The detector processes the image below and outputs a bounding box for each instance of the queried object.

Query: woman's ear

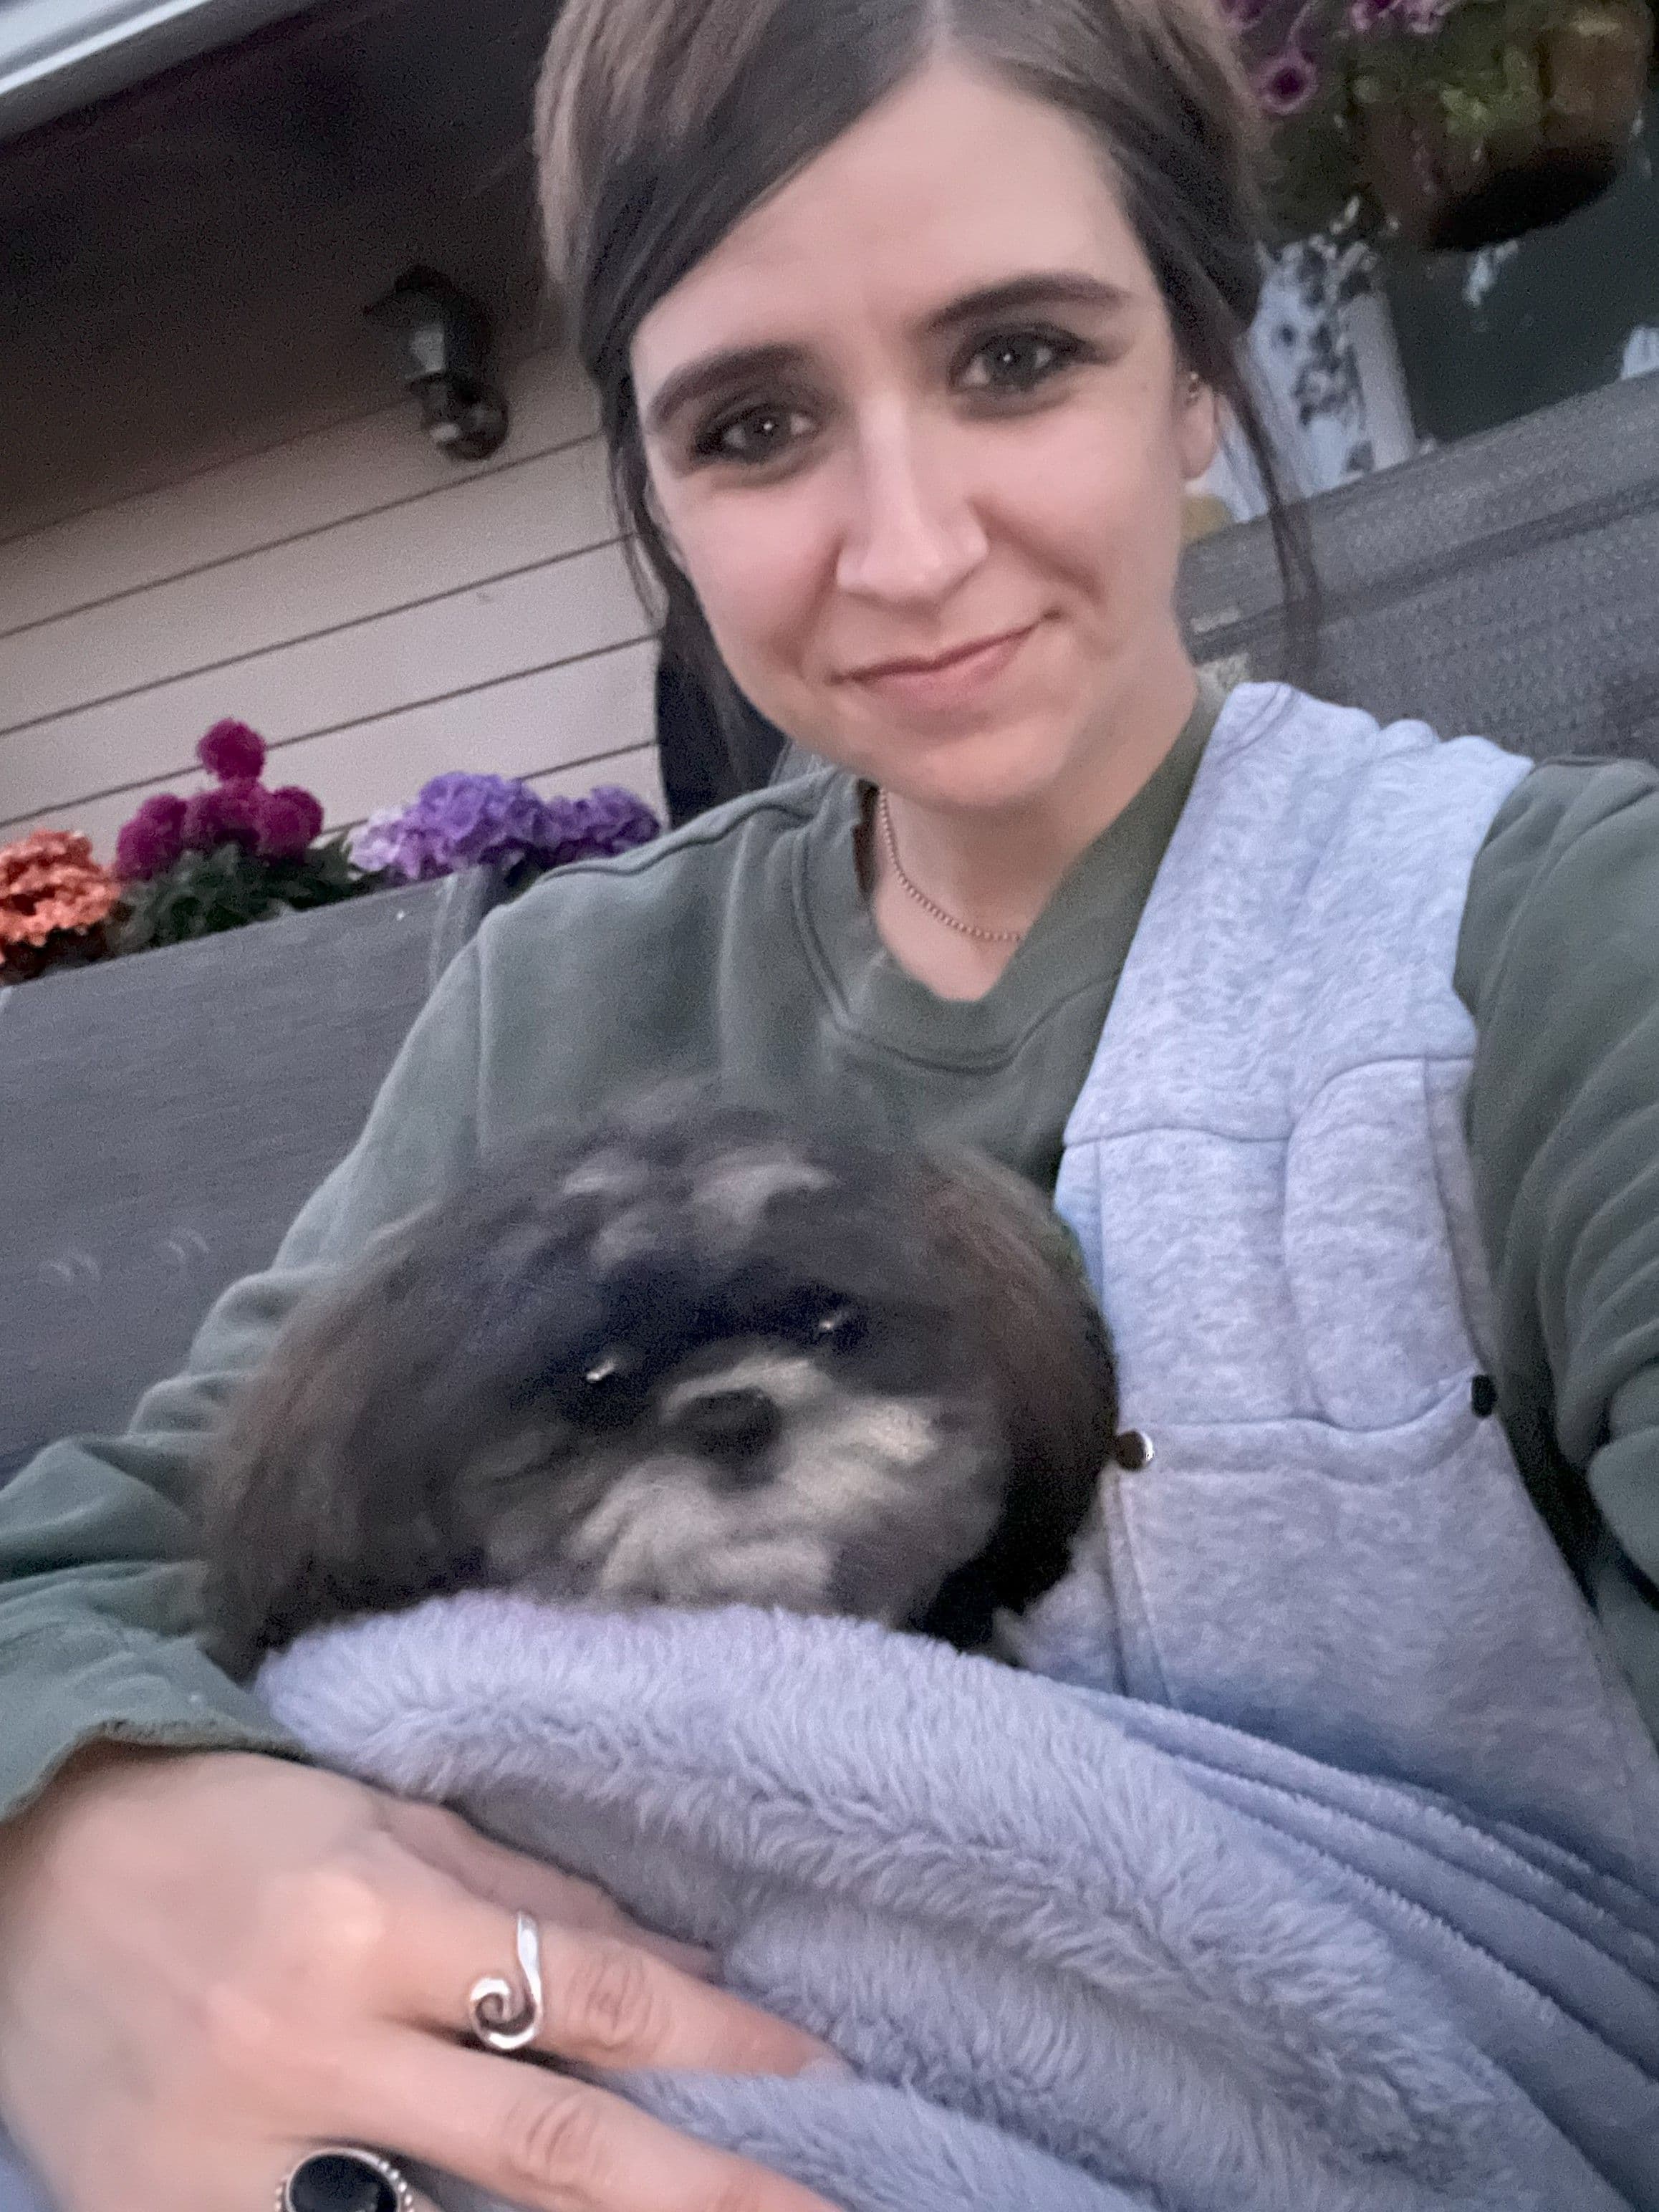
[1177,372,1223,486]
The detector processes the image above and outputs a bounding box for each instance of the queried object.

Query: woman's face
[630,57,1218,813]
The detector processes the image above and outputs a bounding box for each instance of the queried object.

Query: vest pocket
[1282,1062,1484,1432]
[1084,1382,1656,1859]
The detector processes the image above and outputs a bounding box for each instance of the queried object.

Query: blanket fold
[249,1593,1659,2212]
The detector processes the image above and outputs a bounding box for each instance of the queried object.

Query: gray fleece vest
[1030,683,1659,1879]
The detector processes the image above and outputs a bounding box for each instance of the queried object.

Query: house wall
[0,0,663,862]
[0,346,662,858]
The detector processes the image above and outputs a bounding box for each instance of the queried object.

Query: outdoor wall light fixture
[365,266,510,463]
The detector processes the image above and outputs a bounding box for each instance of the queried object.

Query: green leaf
[110,836,385,956]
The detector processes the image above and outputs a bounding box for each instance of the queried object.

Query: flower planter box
[0,867,508,1486]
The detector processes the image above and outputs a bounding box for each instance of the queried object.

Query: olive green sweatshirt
[3,696,1659,1820]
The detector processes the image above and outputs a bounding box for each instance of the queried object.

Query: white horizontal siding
[1,537,650,826]
[1,425,618,733]
[17,637,663,857]
[0,347,665,857]
[0,350,600,635]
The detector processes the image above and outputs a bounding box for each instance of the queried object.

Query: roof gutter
[0,0,314,142]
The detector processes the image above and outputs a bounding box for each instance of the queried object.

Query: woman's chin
[846,716,1092,817]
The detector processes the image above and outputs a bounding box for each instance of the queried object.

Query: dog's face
[452,1128,1009,1622]
[202,1096,1116,1675]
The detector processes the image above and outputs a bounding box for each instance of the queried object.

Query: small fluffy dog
[202,1094,1117,1678]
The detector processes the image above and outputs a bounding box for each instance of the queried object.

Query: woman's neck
[867,653,1201,1001]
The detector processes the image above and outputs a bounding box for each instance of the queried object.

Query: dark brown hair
[535,0,1316,741]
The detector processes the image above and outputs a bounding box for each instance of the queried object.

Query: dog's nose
[672,1385,782,1476]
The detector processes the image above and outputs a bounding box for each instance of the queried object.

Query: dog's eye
[583,1348,638,1389]
[576,1346,647,1428]
[808,1300,865,1350]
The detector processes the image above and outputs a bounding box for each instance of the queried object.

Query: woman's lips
[842,622,1039,713]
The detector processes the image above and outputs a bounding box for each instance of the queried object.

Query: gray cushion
[0,868,509,1484]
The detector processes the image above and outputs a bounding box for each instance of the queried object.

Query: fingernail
[799,2052,856,2080]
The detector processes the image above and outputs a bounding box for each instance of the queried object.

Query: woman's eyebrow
[642,342,802,438]
[925,271,1135,332]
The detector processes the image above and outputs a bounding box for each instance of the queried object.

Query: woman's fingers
[355,2029,839,2212]
[381,1797,713,1978]
[385,1872,837,2077]
[0,1749,828,2212]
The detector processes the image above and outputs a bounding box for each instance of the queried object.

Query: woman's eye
[696,404,811,466]
[959,329,1085,398]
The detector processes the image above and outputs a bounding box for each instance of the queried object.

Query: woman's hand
[0,1746,840,2212]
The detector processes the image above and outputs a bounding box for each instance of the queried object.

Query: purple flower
[347,773,564,882]
[257,785,326,860]
[1219,0,1272,26]
[197,719,267,785]
[114,792,189,882]
[349,773,660,883]
[567,785,661,857]
[183,777,266,856]
[1255,47,1319,113]
[1400,0,1453,33]
[1348,0,1398,29]
[348,808,409,877]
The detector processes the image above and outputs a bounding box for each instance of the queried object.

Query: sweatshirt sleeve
[1458,756,1659,1741]
[0,938,486,1824]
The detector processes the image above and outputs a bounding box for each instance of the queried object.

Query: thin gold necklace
[876,790,1026,946]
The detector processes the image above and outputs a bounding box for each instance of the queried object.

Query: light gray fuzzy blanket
[4,1592,1657,2212]
[259,1594,1659,2212]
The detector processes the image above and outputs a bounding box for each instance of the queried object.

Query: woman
[1,0,1657,2206]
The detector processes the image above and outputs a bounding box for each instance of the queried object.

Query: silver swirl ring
[279,2145,415,2212]
[467,1908,544,2053]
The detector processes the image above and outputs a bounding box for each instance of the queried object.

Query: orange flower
[0,829,122,951]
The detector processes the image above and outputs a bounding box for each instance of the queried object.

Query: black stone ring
[278,2147,417,2212]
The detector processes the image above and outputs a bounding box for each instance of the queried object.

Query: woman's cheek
[1000,392,1167,551]
[1085,415,1189,597]
[680,487,811,642]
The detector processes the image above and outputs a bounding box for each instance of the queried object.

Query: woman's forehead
[630,59,1148,391]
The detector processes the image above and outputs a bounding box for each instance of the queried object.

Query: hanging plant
[1229,0,1655,249]
[112,721,381,956]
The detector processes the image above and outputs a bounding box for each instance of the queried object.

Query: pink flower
[197,718,267,784]
[114,792,188,882]
[256,785,326,860]
[1256,47,1320,112]
[183,777,266,855]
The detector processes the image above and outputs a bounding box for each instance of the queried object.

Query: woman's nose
[835,415,988,607]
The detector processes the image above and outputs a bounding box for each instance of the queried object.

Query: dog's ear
[198,1147,602,1675]
[908,1150,1117,1638]
[198,1241,484,1676]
